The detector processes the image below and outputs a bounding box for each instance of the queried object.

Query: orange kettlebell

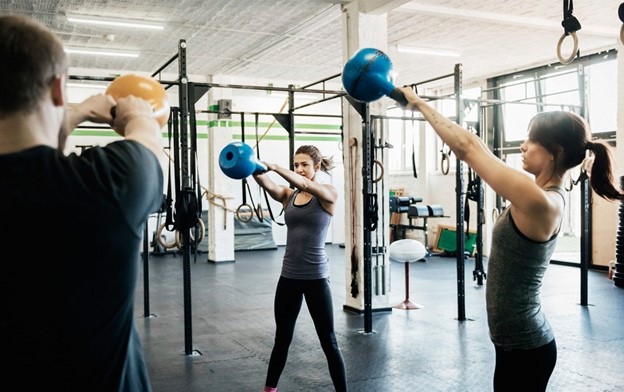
[105,74,170,128]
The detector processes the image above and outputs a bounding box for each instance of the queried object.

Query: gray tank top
[486,186,565,350]
[281,190,332,280]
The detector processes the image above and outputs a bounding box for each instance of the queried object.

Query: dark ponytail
[586,141,624,201]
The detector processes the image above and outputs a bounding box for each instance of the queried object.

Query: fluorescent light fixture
[396,45,460,58]
[64,47,140,58]
[66,14,164,30]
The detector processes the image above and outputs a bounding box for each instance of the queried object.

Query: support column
[207,75,235,263]
[341,1,397,315]
[617,37,624,177]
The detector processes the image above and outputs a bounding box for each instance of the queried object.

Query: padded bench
[389,196,448,254]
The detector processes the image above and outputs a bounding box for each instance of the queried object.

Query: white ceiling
[3,0,622,90]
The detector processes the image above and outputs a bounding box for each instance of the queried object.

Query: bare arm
[59,94,115,151]
[270,163,336,204]
[398,87,560,239]
[60,94,164,164]
[252,168,292,206]
[254,163,337,212]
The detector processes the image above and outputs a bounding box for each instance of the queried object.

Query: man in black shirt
[0,14,165,391]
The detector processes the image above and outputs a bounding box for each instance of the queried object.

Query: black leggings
[264,276,348,391]
[494,338,557,392]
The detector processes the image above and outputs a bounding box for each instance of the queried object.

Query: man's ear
[49,75,66,107]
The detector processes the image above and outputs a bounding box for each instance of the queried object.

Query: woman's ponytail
[587,141,624,201]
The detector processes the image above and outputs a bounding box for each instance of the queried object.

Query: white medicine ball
[389,239,426,262]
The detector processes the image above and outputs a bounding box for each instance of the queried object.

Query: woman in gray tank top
[397,86,623,391]
[253,145,348,392]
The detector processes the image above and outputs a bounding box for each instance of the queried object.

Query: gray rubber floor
[135,244,624,392]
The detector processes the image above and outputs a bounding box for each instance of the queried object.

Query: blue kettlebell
[342,47,407,106]
[219,142,267,179]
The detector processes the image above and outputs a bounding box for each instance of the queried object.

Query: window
[432,87,482,173]
[587,60,617,133]
[386,108,418,174]
[489,54,617,264]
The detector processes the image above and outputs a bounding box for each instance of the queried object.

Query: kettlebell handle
[388,88,408,107]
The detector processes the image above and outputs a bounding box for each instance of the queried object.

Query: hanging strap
[557,0,581,64]
[263,186,285,226]
[562,0,581,35]
[411,88,418,178]
[188,83,203,217]
[235,112,254,223]
[253,113,264,222]
[366,193,379,232]
[187,85,202,263]
[251,112,284,225]
[464,167,480,239]
[164,108,177,231]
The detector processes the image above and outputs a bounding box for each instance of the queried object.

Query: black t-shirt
[0,141,163,391]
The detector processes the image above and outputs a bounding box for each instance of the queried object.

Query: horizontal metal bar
[300,73,341,89]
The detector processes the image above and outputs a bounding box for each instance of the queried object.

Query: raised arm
[398,87,561,240]
[254,162,337,212]
[59,94,115,151]
[61,93,165,163]
[252,166,293,206]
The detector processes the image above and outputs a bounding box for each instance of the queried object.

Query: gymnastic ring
[236,203,254,223]
[175,218,206,248]
[491,208,500,222]
[440,153,450,175]
[620,25,624,46]
[556,31,579,65]
[372,159,384,183]
[156,223,179,250]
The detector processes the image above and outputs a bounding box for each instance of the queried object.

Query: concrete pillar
[341,1,396,313]
[617,36,624,177]
[206,75,235,263]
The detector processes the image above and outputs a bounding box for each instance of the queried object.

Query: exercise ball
[389,239,427,262]
[105,74,170,128]
[219,142,267,180]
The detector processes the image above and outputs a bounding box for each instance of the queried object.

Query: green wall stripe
[72,129,120,137]
[207,120,340,131]
[231,134,340,142]
[72,119,341,139]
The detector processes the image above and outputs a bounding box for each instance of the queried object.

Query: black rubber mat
[136,244,624,391]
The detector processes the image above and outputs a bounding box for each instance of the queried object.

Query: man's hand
[111,95,157,136]
[59,94,115,150]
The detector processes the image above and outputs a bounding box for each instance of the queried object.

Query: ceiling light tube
[66,14,165,30]
[396,45,461,58]
[64,47,140,58]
